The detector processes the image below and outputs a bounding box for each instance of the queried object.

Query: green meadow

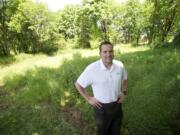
[0,45,179,135]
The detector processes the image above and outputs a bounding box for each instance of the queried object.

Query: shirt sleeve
[77,66,92,88]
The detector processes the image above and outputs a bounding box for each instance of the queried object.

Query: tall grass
[121,48,180,135]
[0,46,179,135]
[0,49,99,85]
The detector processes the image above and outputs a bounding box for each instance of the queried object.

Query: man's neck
[103,62,112,70]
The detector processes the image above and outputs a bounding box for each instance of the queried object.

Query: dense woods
[0,0,179,56]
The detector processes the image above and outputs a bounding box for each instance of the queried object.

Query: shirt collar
[100,59,114,71]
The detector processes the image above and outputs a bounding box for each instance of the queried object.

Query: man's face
[100,44,114,64]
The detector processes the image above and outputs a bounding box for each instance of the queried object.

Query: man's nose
[107,52,111,56]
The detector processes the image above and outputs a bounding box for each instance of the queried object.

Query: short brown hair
[99,41,113,52]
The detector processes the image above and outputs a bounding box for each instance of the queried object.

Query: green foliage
[57,5,80,40]
[57,0,121,48]
[0,46,179,134]
[8,0,58,54]
[0,55,16,66]
[0,0,21,55]
[148,0,180,44]
[172,31,180,47]
[0,55,98,134]
[75,4,92,48]
[0,104,78,135]
[1,0,179,55]
[121,48,180,135]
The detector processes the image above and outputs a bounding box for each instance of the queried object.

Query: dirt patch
[61,105,85,132]
[60,104,96,135]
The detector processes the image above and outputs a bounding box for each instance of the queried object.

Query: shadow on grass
[1,48,180,135]
[1,54,98,135]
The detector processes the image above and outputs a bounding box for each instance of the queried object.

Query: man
[75,41,128,135]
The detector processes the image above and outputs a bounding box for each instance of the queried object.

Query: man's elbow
[75,81,81,89]
[74,81,78,88]
[124,79,128,83]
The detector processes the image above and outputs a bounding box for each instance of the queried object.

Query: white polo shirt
[77,59,128,103]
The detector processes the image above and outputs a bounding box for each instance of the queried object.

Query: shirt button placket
[108,71,113,89]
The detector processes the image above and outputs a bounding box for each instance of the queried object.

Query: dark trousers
[94,102,123,135]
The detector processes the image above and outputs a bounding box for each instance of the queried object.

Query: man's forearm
[75,82,102,108]
[122,79,128,95]
[75,82,90,102]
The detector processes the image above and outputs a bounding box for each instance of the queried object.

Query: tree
[8,0,58,54]
[57,5,80,40]
[0,0,21,55]
[148,0,179,44]
[115,0,152,45]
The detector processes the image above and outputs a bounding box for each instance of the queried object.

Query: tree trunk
[161,3,177,42]
[173,31,180,46]
[0,0,10,56]
[136,34,140,46]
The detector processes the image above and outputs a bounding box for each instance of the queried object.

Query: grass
[0,45,179,135]
[0,48,99,86]
[121,48,180,135]
[0,44,148,85]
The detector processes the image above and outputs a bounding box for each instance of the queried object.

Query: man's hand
[75,82,102,109]
[88,96,102,109]
[117,94,125,103]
